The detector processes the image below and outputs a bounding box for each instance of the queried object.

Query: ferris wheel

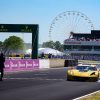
[49,11,94,43]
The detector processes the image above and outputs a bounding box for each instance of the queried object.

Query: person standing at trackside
[0,53,5,81]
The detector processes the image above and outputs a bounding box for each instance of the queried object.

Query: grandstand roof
[73,30,100,39]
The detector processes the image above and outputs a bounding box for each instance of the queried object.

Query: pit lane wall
[4,59,66,72]
[49,59,65,68]
[4,59,79,73]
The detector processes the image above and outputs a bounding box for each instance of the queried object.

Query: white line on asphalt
[34,73,48,76]
[73,90,100,100]
[4,78,36,80]
[4,77,64,81]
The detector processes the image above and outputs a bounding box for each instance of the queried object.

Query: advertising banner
[4,59,39,72]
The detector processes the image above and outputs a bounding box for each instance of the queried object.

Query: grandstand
[63,30,100,60]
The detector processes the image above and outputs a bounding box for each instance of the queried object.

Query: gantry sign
[0,24,39,59]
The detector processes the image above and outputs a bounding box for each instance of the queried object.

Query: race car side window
[96,65,100,68]
[88,67,97,71]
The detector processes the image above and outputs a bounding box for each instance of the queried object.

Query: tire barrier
[64,59,78,67]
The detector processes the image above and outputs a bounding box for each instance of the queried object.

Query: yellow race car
[67,65,99,81]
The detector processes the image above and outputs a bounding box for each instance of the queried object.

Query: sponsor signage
[0,24,34,32]
[4,59,39,72]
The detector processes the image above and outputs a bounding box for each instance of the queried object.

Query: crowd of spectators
[65,37,100,42]
[51,54,100,61]
[4,52,100,61]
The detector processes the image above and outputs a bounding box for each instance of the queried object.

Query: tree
[42,41,54,49]
[54,41,61,50]
[0,41,2,46]
[42,40,64,52]
[0,41,3,52]
[2,36,24,55]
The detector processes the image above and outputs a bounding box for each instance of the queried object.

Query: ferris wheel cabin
[64,30,100,60]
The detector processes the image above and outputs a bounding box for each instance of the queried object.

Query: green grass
[81,92,100,100]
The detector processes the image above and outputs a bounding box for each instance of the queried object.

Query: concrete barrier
[4,59,78,73]
[39,59,50,69]
[4,59,100,74]
[49,59,65,68]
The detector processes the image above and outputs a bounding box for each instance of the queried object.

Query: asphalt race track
[0,68,100,100]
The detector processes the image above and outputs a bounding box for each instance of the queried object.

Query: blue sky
[0,0,100,44]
